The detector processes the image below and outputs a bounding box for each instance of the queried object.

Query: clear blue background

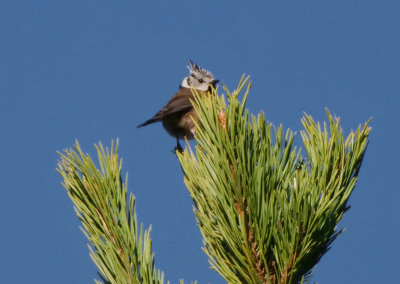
[0,1,398,283]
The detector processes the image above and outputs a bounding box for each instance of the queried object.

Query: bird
[137,60,219,152]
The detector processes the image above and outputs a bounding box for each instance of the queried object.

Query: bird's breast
[162,108,197,140]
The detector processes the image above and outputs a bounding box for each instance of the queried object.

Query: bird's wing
[137,88,195,128]
[157,88,195,117]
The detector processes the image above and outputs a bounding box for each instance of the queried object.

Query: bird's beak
[212,79,220,85]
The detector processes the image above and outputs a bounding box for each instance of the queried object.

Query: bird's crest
[188,60,215,81]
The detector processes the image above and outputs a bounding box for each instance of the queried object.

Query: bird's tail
[137,117,159,128]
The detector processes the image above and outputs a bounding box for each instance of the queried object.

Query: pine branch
[57,140,165,284]
[178,76,371,284]
[56,75,370,284]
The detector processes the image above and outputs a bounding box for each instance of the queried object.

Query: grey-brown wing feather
[137,88,195,128]
[159,88,195,117]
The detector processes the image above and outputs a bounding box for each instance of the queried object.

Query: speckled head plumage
[180,60,218,91]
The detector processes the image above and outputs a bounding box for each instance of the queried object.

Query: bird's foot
[172,140,184,154]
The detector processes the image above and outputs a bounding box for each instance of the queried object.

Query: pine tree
[58,76,370,283]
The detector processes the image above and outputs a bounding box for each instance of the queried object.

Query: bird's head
[181,60,219,91]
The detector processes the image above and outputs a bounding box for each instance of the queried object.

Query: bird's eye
[199,79,204,83]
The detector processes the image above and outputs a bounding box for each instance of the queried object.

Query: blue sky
[0,1,399,283]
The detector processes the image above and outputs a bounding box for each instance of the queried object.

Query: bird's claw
[172,140,184,154]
